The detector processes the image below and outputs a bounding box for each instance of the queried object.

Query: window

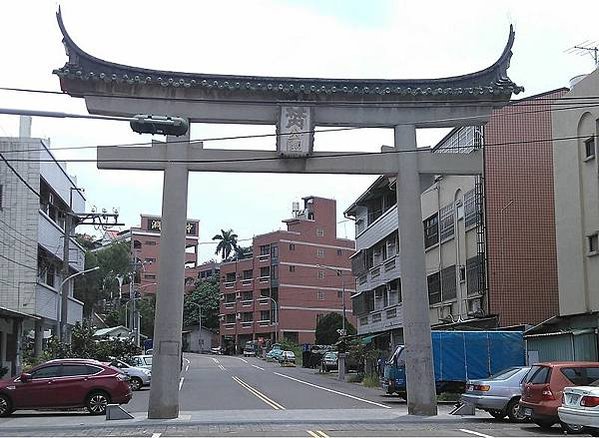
[466,254,485,296]
[31,365,62,379]
[423,213,439,249]
[561,367,599,386]
[316,248,325,258]
[439,203,455,241]
[441,265,457,300]
[225,314,236,323]
[317,270,325,279]
[337,290,343,299]
[226,272,236,282]
[145,240,157,246]
[260,267,270,278]
[289,265,295,272]
[272,265,278,280]
[427,272,441,304]
[242,312,253,322]
[241,291,252,301]
[589,233,598,254]
[260,310,270,321]
[271,245,279,260]
[144,274,156,280]
[0,184,3,210]
[289,243,296,251]
[242,269,253,280]
[459,265,466,283]
[456,201,464,220]
[527,366,551,384]
[259,245,270,256]
[133,240,142,249]
[225,294,235,303]
[316,228,325,237]
[144,257,156,263]
[317,290,325,300]
[337,249,342,256]
[260,288,270,297]
[584,137,596,160]
[464,189,479,228]
[62,364,92,377]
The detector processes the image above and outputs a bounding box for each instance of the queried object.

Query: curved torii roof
[53,8,522,103]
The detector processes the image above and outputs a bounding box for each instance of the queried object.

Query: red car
[0,358,132,417]
[520,361,599,433]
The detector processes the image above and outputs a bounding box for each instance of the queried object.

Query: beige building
[552,71,599,317]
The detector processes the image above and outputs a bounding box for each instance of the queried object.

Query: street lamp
[317,264,351,381]
[56,266,99,341]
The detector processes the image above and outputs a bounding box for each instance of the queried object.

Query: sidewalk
[0,406,468,433]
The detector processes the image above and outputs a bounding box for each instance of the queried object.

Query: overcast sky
[1,0,597,262]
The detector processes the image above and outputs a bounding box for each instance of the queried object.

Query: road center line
[218,364,227,371]
[232,376,285,410]
[211,357,220,364]
[178,377,184,391]
[251,364,265,370]
[459,429,495,438]
[273,372,392,409]
[237,357,249,363]
[307,431,320,438]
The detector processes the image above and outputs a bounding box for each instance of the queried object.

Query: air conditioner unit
[236,293,241,299]
[236,313,241,320]
[219,315,225,321]
[48,193,55,204]
[219,294,225,301]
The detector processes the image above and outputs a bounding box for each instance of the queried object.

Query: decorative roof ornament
[53,7,523,101]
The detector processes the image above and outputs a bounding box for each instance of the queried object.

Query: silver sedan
[461,366,531,422]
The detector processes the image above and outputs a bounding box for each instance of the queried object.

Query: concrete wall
[552,73,599,316]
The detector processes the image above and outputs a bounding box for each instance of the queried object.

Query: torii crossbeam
[54,7,522,419]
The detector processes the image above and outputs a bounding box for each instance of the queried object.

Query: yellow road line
[231,376,285,410]
[316,431,330,438]
[307,431,320,438]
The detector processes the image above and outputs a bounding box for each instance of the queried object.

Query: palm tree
[212,229,239,260]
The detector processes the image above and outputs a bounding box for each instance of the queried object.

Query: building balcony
[356,303,403,335]
[257,297,270,306]
[258,276,270,285]
[35,282,83,325]
[223,281,235,289]
[223,302,236,310]
[38,211,85,271]
[356,255,401,294]
[223,323,235,330]
[240,300,253,308]
[257,254,270,263]
[240,321,253,329]
[356,205,398,251]
[239,278,253,288]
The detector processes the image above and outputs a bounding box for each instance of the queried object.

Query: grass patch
[347,373,364,383]
[363,374,380,388]
[437,392,460,402]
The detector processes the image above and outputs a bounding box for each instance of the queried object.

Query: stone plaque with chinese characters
[276,106,314,157]
[148,219,198,235]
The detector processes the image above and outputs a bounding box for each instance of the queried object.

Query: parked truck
[383,331,525,396]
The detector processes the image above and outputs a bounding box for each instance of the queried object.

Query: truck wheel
[506,398,526,422]
[488,409,506,419]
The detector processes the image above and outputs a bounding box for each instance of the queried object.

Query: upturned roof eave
[53,7,523,98]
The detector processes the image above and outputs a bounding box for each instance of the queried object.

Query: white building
[0,117,85,375]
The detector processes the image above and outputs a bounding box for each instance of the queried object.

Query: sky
[1,0,598,262]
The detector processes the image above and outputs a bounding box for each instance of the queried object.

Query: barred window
[441,265,457,300]
[466,254,485,296]
[423,213,439,249]
[464,189,480,228]
[427,272,441,304]
[439,203,455,241]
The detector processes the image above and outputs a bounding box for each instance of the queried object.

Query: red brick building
[219,197,354,349]
[484,89,567,326]
[104,214,200,295]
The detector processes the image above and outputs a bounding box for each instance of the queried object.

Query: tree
[183,277,220,330]
[315,313,356,345]
[74,241,131,318]
[234,245,252,260]
[212,229,238,260]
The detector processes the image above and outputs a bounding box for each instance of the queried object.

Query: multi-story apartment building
[100,214,200,295]
[347,89,565,352]
[219,196,354,350]
[524,72,599,362]
[0,117,85,375]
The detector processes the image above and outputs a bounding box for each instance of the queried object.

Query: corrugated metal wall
[526,331,598,362]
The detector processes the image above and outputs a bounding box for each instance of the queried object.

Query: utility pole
[58,200,123,342]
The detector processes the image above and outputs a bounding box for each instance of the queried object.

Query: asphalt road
[128,353,392,412]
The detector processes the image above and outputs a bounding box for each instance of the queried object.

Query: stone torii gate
[54,9,522,419]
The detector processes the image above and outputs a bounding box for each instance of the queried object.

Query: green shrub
[363,373,380,388]
[347,372,364,383]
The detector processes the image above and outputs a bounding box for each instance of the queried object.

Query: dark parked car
[0,358,132,417]
[520,361,599,433]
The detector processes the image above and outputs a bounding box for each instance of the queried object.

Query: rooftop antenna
[565,40,599,67]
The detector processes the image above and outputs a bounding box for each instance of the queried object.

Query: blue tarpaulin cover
[432,331,525,381]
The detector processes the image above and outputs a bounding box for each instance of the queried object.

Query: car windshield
[488,367,522,380]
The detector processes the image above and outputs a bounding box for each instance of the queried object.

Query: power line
[0,253,37,271]
[1,85,596,107]
[0,133,591,166]
[0,151,40,197]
